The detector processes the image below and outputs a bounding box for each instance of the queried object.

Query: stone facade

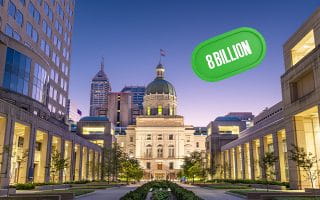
[216,8,320,189]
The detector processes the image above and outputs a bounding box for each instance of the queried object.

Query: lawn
[227,189,281,196]
[40,188,95,196]
[207,184,251,189]
[273,198,320,200]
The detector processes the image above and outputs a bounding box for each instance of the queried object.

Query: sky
[69,0,319,126]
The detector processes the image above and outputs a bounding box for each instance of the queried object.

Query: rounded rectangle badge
[191,27,266,82]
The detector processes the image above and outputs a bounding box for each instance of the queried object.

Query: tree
[181,151,207,183]
[50,150,69,183]
[289,145,319,190]
[103,143,123,183]
[120,154,143,184]
[260,152,277,192]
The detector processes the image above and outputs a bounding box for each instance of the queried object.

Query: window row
[8,0,23,26]
[146,162,174,170]
[146,134,174,140]
[5,24,21,41]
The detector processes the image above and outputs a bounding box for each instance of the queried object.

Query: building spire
[100,57,105,71]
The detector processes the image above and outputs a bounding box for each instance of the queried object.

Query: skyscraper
[121,86,145,124]
[89,58,111,116]
[1,0,74,117]
[0,0,103,187]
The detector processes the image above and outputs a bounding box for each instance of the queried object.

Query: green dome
[145,78,176,96]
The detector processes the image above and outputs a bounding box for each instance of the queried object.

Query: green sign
[191,27,266,82]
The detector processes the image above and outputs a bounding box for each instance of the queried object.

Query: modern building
[77,116,115,149]
[107,92,132,127]
[0,0,103,189]
[206,115,247,178]
[115,63,207,180]
[89,58,111,116]
[121,86,145,124]
[216,8,320,189]
[225,112,254,128]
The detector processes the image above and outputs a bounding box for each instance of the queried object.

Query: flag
[77,109,82,116]
[160,49,166,56]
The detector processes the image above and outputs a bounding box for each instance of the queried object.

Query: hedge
[207,179,289,187]
[120,181,202,200]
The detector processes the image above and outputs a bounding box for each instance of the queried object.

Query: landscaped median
[120,181,203,200]
[7,180,126,199]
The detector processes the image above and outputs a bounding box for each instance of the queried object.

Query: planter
[305,188,320,194]
[251,184,286,190]
[8,188,16,194]
[35,184,70,190]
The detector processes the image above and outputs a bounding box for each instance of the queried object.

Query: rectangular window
[0,0,3,6]
[8,1,23,26]
[28,2,40,24]
[146,162,151,170]
[291,30,315,66]
[26,22,38,42]
[3,47,31,96]
[169,134,173,140]
[169,162,174,170]
[130,136,133,142]
[157,163,162,170]
[290,71,315,102]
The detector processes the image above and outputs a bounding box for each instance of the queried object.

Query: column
[79,145,83,180]
[249,141,255,180]
[26,123,37,183]
[0,115,13,188]
[241,144,246,179]
[272,132,281,181]
[45,134,53,183]
[259,137,266,179]
[234,148,238,179]
[60,139,65,183]
[70,141,75,181]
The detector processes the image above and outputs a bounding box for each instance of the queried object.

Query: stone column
[241,144,246,179]
[92,151,96,180]
[79,145,83,180]
[70,141,75,181]
[60,139,65,183]
[0,114,14,188]
[45,134,53,183]
[272,132,281,181]
[26,123,37,183]
[259,137,266,179]
[234,148,238,179]
[249,141,255,180]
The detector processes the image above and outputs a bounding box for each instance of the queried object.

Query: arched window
[146,144,152,158]
[168,145,174,158]
[157,144,163,158]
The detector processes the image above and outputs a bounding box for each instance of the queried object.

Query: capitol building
[116,63,207,180]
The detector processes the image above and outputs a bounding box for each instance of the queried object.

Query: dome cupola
[143,62,177,116]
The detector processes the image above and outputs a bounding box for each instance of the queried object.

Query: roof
[145,78,176,96]
[92,70,109,81]
[215,116,241,122]
[79,116,109,122]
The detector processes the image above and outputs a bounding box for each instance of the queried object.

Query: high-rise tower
[89,58,111,116]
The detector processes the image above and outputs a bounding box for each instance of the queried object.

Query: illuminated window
[89,140,104,147]
[158,105,162,115]
[147,107,151,116]
[218,126,240,134]
[291,30,315,66]
[169,107,173,115]
[82,127,105,135]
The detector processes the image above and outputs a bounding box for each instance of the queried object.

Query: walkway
[77,184,139,200]
[179,183,244,200]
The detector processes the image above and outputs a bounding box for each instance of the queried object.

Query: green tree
[289,145,319,190]
[181,151,207,183]
[120,154,143,184]
[260,152,277,191]
[50,150,69,183]
[103,143,123,183]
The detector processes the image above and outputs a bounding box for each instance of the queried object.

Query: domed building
[143,64,177,116]
[115,62,207,180]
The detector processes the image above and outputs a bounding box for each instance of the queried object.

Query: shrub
[15,183,35,190]
[152,190,170,200]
